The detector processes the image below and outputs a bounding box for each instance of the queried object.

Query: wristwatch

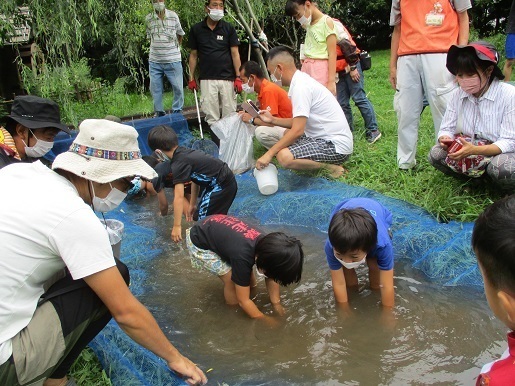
[350,65,357,71]
[249,117,255,125]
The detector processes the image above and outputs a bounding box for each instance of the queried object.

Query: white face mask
[297,10,312,27]
[242,79,255,94]
[208,8,224,21]
[153,2,165,12]
[23,130,54,158]
[91,182,127,212]
[335,252,367,270]
[270,66,282,87]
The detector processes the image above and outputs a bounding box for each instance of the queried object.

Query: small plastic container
[253,164,278,195]
[100,219,124,259]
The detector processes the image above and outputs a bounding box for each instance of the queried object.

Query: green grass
[69,48,506,384]
[69,347,111,385]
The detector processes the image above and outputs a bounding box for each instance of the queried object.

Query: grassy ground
[69,49,507,384]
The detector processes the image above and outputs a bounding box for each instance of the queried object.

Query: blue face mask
[127,177,142,196]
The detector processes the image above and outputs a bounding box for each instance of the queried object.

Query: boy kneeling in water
[186,214,304,323]
[325,198,395,308]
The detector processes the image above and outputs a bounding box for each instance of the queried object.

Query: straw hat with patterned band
[52,119,157,183]
[8,95,71,134]
[446,41,505,80]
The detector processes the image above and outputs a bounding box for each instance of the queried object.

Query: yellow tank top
[304,15,336,60]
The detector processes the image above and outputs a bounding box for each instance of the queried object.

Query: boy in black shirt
[186,214,304,321]
[148,125,237,242]
[141,152,192,217]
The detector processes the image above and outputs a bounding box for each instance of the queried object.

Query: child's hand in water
[336,301,354,319]
[186,205,197,222]
[258,314,282,329]
[272,302,285,317]
[171,225,182,243]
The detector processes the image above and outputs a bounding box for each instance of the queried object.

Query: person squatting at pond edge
[0,95,71,169]
[147,124,237,243]
[472,194,515,384]
[146,0,186,116]
[186,214,304,323]
[325,198,395,308]
[255,46,353,179]
[428,41,515,192]
[285,0,337,96]
[238,60,293,150]
[0,119,207,386]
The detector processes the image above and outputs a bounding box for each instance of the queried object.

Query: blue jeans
[149,61,184,113]
[336,63,378,133]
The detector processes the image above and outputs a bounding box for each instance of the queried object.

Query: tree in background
[328,0,512,52]
[470,0,512,37]
[0,0,511,96]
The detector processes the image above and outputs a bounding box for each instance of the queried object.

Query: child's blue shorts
[506,34,515,59]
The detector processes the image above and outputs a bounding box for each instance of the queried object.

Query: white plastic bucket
[100,219,124,259]
[253,164,278,195]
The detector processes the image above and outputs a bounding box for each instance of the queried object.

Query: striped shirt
[438,79,515,154]
[146,9,185,63]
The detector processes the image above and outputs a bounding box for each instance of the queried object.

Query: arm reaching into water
[84,267,207,385]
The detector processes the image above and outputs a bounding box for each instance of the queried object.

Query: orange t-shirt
[257,79,292,118]
[398,0,459,56]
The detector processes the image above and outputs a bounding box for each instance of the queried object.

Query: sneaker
[172,109,182,114]
[154,111,166,118]
[366,130,382,144]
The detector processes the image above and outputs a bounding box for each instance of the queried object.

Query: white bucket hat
[52,119,157,183]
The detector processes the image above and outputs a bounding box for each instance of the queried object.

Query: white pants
[200,79,237,126]
[255,125,287,149]
[394,53,456,169]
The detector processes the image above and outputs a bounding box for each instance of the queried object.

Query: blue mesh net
[83,119,480,385]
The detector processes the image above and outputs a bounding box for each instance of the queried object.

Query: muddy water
[130,201,505,386]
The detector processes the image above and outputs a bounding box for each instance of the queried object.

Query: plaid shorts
[288,135,350,164]
[185,228,231,277]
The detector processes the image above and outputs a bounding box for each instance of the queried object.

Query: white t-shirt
[288,70,353,155]
[0,162,116,365]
